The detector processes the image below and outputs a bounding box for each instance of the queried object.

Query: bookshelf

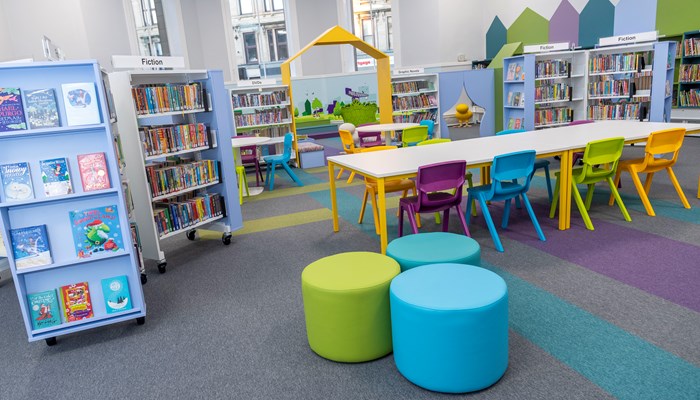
[391,74,441,137]
[678,30,700,109]
[533,50,586,129]
[0,60,146,345]
[109,69,243,274]
[503,55,535,130]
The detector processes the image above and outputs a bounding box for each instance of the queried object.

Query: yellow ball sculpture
[455,103,473,127]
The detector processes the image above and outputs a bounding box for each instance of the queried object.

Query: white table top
[231,136,271,147]
[355,123,419,132]
[328,121,700,178]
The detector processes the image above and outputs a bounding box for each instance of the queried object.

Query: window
[243,32,258,63]
[239,0,254,15]
[267,28,288,61]
[265,0,284,12]
[352,0,393,71]
[131,0,167,56]
[361,19,374,46]
[387,16,392,50]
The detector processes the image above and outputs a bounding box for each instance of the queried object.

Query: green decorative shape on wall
[507,8,548,47]
[486,17,507,60]
[487,42,522,70]
[579,0,614,48]
[656,0,700,37]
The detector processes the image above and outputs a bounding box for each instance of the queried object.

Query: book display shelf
[0,60,146,345]
[391,74,441,137]
[503,55,535,131]
[678,30,700,109]
[109,69,242,274]
[533,50,586,129]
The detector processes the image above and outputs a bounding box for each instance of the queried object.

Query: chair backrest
[281,132,294,162]
[576,137,625,183]
[419,120,435,138]
[338,122,356,134]
[495,129,526,136]
[416,138,451,146]
[357,129,383,147]
[232,135,258,162]
[568,120,595,126]
[338,129,356,153]
[643,128,686,168]
[486,150,536,200]
[402,125,429,146]
[415,160,467,211]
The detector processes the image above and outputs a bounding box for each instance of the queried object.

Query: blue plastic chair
[496,129,553,202]
[419,120,435,139]
[262,133,304,190]
[466,150,546,252]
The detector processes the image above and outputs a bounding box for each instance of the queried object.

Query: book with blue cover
[40,157,73,196]
[69,205,124,258]
[27,289,62,330]
[0,87,27,132]
[101,275,132,314]
[0,162,34,202]
[10,224,52,269]
[24,88,60,129]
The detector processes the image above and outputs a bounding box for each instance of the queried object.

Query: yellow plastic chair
[358,146,420,235]
[609,128,690,216]
[336,129,360,183]
[401,125,429,147]
[550,137,631,230]
[232,149,250,204]
[697,174,700,199]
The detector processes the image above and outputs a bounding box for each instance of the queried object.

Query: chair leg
[501,198,512,229]
[267,163,276,191]
[406,204,419,235]
[572,182,594,230]
[282,163,304,187]
[478,195,504,252]
[629,170,656,216]
[643,172,655,195]
[237,169,244,205]
[410,186,421,228]
[584,184,595,211]
[549,174,561,219]
[398,203,405,237]
[358,188,369,224]
[454,205,471,237]
[441,209,450,232]
[256,161,264,185]
[521,193,546,242]
[606,177,631,222]
[346,172,356,184]
[512,179,522,209]
[466,193,474,225]
[243,172,250,197]
[609,169,623,206]
[697,174,700,199]
[369,188,380,235]
[466,173,477,217]
[667,167,691,209]
[543,164,553,202]
[336,168,345,180]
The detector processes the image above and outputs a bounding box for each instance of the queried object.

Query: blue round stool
[386,232,480,272]
[390,263,508,393]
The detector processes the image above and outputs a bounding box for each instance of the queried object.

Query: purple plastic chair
[357,123,383,148]
[235,135,264,186]
[568,120,595,166]
[398,160,470,237]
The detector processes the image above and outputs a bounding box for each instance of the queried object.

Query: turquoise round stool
[390,263,508,393]
[386,232,480,271]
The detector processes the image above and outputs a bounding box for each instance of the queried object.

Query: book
[0,162,34,202]
[69,205,124,258]
[39,157,73,196]
[10,224,52,269]
[24,88,60,129]
[59,282,93,322]
[508,118,515,129]
[0,87,27,132]
[27,289,62,330]
[77,152,110,191]
[101,275,132,314]
[514,118,522,129]
[61,82,101,126]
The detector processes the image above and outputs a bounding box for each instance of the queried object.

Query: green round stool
[301,252,400,362]
[387,232,481,272]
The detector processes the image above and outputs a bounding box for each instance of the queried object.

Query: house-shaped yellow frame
[281,25,393,159]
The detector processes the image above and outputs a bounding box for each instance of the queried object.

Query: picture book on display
[101,275,132,314]
[59,282,93,322]
[0,87,27,132]
[27,289,62,330]
[10,224,52,269]
[40,157,73,196]
[77,152,110,192]
[61,82,101,126]
[69,205,124,258]
[0,162,34,202]
[24,88,60,129]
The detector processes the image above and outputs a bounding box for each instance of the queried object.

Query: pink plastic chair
[398,160,470,237]
[568,120,595,166]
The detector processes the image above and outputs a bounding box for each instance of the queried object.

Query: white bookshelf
[391,74,441,137]
[533,50,587,129]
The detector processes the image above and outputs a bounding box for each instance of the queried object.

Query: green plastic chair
[401,125,429,147]
[549,137,631,230]
[416,138,450,146]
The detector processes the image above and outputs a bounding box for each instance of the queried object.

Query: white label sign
[394,67,424,75]
[524,42,571,53]
[237,79,277,87]
[599,31,657,47]
[111,55,185,69]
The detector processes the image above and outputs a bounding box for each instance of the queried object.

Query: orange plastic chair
[609,128,690,216]
[358,146,420,235]
[336,129,360,184]
[697,174,699,199]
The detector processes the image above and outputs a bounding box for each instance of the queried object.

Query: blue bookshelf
[0,60,146,345]
[650,41,676,122]
[503,55,535,131]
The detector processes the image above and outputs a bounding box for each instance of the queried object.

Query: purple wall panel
[549,0,580,46]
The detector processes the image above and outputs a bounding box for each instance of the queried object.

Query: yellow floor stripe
[244,179,363,202]
[198,208,332,239]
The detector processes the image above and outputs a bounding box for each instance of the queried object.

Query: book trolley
[0,60,147,345]
[109,69,242,274]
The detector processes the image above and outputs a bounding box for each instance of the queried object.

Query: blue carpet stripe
[481,260,700,400]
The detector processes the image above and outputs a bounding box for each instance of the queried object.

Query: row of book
[588,52,651,74]
[588,78,631,97]
[145,159,219,199]
[27,275,133,330]
[236,125,288,138]
[392,112,437,124]
[506,117,524,130]
[506,63,525,81]
[234,109,289,127]
[140,123,210,157]
[587,103,643,120]
[678,89,700,108]
[391,81,433,94]
[231,91,288,108]
[535,60,570,79]
[535,107,573,127]
[535,83,571,102]
[0,84,101,133]
[392,94,438,110]
[153,193,224,237]
[679,64,700,83]
[506,91,525,107]
[0,153,110,202]
[131,82,207,115]
[683,37,700,57]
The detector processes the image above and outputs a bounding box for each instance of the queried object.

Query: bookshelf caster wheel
[136,317,145,325]
[157,262,167,274]
[222,234,232,245]
[186,229,196,241]
[45,337,57,346]
[140,273,147,285]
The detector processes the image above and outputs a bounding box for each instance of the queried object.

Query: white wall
[481,0,620,31]
[0,1,14,61]
[80,0,134,70]
[287,0,344,76]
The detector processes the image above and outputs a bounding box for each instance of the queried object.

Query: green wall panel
[486,17,507,60]
[507,8,549,47]
[656,0,700,37]
[579,0,614,48]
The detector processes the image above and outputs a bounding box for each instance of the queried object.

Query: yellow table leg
[559,150,572,230]
[480,166,490,185]
[377,177,388,254]
[328,161,339,232]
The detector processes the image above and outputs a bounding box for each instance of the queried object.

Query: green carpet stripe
[198,209,332,238]
[481,260,700,400]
